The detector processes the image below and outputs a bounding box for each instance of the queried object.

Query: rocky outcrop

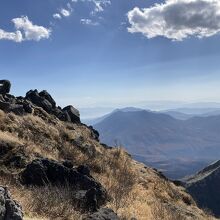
[0,186,23,220]
[63,105,80,123]
[186,160,220,217]
[84,208,119,220]
[0,80,11,95]
[20,158,107,211]
[0,80,80,124]
[25,89,80,123]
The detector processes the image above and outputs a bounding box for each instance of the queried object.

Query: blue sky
[1,0,220,110]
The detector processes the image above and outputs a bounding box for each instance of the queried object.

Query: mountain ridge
[94,109,220,179]
[186,160,220,217]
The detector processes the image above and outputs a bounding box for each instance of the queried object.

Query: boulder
[26,90,53,113]
[39,90,56,108]
[62,160,74,169]
[63,105,80,123]
[0,186,23,220]
[0,101,25,115]
[0,80,11,95]
[84,208,119,220]
[21,159,107,210]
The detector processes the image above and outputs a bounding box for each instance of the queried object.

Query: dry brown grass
[18,185,82,220]
[0,111,217,220]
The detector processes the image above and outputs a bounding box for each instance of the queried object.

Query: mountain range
[93,109,220,179]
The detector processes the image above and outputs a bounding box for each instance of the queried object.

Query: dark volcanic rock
[89,126,99,141]
[0,81,81,125]
[62,160,74,169]
[186,160,220,217]
[0,80,11,95]
[21,159,107,210]
[26,89,53,113]
[0,186,23,220]
[39,90,56,108]
[63,105,80,123]
[84,208,119,220]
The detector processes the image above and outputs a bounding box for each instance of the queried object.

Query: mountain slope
[0,83,215,220]
[94,110,220,179]
[186,160,220,217]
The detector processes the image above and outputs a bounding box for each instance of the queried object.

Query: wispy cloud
[53,2,73,20]
[127,0,220,41]
[89,0,111,15]
[60,9,71,17]
[80,18,99,25]
[0,16,51,42]
[53,13,62,20]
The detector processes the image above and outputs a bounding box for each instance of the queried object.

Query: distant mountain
[162,111,194,120]
[82,107,143,125]
[94,110,220,179]
[186,160,220,217]
[167,107,220,115]
[164,108,220,120]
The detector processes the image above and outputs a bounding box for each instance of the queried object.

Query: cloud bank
[0,16,51,42]
[127,0,220,41]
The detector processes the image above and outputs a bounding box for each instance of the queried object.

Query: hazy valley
[87,108,220,179]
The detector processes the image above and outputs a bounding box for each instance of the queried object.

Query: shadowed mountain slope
[94,110,220,179]
[186,160,220,217]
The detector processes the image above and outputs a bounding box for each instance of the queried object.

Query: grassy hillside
[0,108,216,220]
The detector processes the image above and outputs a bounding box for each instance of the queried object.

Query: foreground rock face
[0,80,80,123]
[84,208,119,220]
[21,158,107,211]
[186,160,220,217]
[0,186,23,220]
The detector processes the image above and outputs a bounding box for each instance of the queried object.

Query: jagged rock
[21,159,107,210]
[0,81,81,124]
[39,90,56,108]
[63,105,80,123]
[84,208,119,220]
[62,160,74,169]
[26,90,81,124]
[89,126,99,141]
[77,165,90,176]
[85,188,99,212]
[4,154,27,169]
[26,90,53,113]
[56,109,72,122]
[9,104,25,115]
[0,101,25,115]
[0,95,4,102]
[0,80,11,95]
[0,186,23,220]
[0,101,10,112]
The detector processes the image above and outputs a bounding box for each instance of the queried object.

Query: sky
[1,0,220,111]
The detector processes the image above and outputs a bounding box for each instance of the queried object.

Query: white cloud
[127,0,220,41]
[12,16,51,41]
[80,18,99,25]
[0,16,51,42]
[0,30,23,42]
[53,13,62,19]
[53,5,73,20]
[90,0,111,14]
[60,8,71,17]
